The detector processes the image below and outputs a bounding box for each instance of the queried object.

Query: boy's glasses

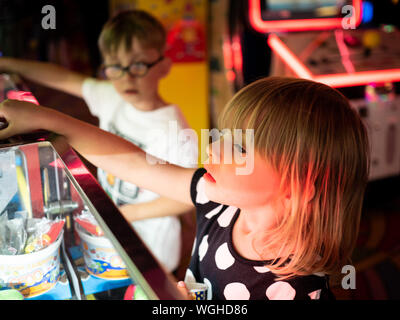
[103,56,164,79]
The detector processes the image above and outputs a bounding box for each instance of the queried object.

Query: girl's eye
[234,144,246,154]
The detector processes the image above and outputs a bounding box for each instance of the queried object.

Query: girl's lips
[203,172,216,183]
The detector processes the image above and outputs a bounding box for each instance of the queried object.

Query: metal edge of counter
[0,134,186,300]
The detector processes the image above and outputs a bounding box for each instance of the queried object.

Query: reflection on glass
[0,142,148,300]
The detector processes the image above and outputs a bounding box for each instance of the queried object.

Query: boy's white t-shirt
[81,78,198,272]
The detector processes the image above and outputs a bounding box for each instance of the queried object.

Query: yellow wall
[159,61,209,146]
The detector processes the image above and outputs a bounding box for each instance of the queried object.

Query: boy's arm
[0,100,196,205]
[0,57,86,98]
[119,197,194,222]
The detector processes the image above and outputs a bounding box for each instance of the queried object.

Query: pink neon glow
[226,70,236,82]
[223,37,234,70]
[7,90,39,105]
[249,0,362,32]
[267,34,400,88]
[268,34,313,79]
[334,29,355,73]
[315,70,400,87]
[232,34,243,73]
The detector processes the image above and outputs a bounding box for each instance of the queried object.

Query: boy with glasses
[0,10,198,273]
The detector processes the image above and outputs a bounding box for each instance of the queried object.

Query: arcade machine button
[344,35,361,47]
[308,58,318,66]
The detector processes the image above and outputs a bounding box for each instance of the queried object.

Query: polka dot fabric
[186,168,334,300]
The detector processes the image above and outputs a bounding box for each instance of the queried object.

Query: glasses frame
[103,56,164,80]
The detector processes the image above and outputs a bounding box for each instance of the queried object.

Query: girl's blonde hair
[219,77,370,279]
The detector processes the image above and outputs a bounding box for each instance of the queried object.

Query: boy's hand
[0,99,43,139]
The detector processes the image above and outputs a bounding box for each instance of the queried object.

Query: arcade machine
[226,0,400,182]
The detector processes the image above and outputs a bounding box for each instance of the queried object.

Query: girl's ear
[282,184,315,209]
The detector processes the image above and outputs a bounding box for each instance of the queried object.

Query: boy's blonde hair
[98,10,166,57]
[219,77,370,280]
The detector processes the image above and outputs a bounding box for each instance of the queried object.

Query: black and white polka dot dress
[185,168,334,300]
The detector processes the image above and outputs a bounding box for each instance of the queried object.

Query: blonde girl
[0,76,369,299]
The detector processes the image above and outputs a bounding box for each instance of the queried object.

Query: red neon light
[226,70,236,82]
[268,34,400,88]
[268,34,313,79]
[223,36,240,83]
[334,29,355,73]
[249,0,362,32]
[315,70,400,87]
[232,34,243,74]
[222,37,233,70]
